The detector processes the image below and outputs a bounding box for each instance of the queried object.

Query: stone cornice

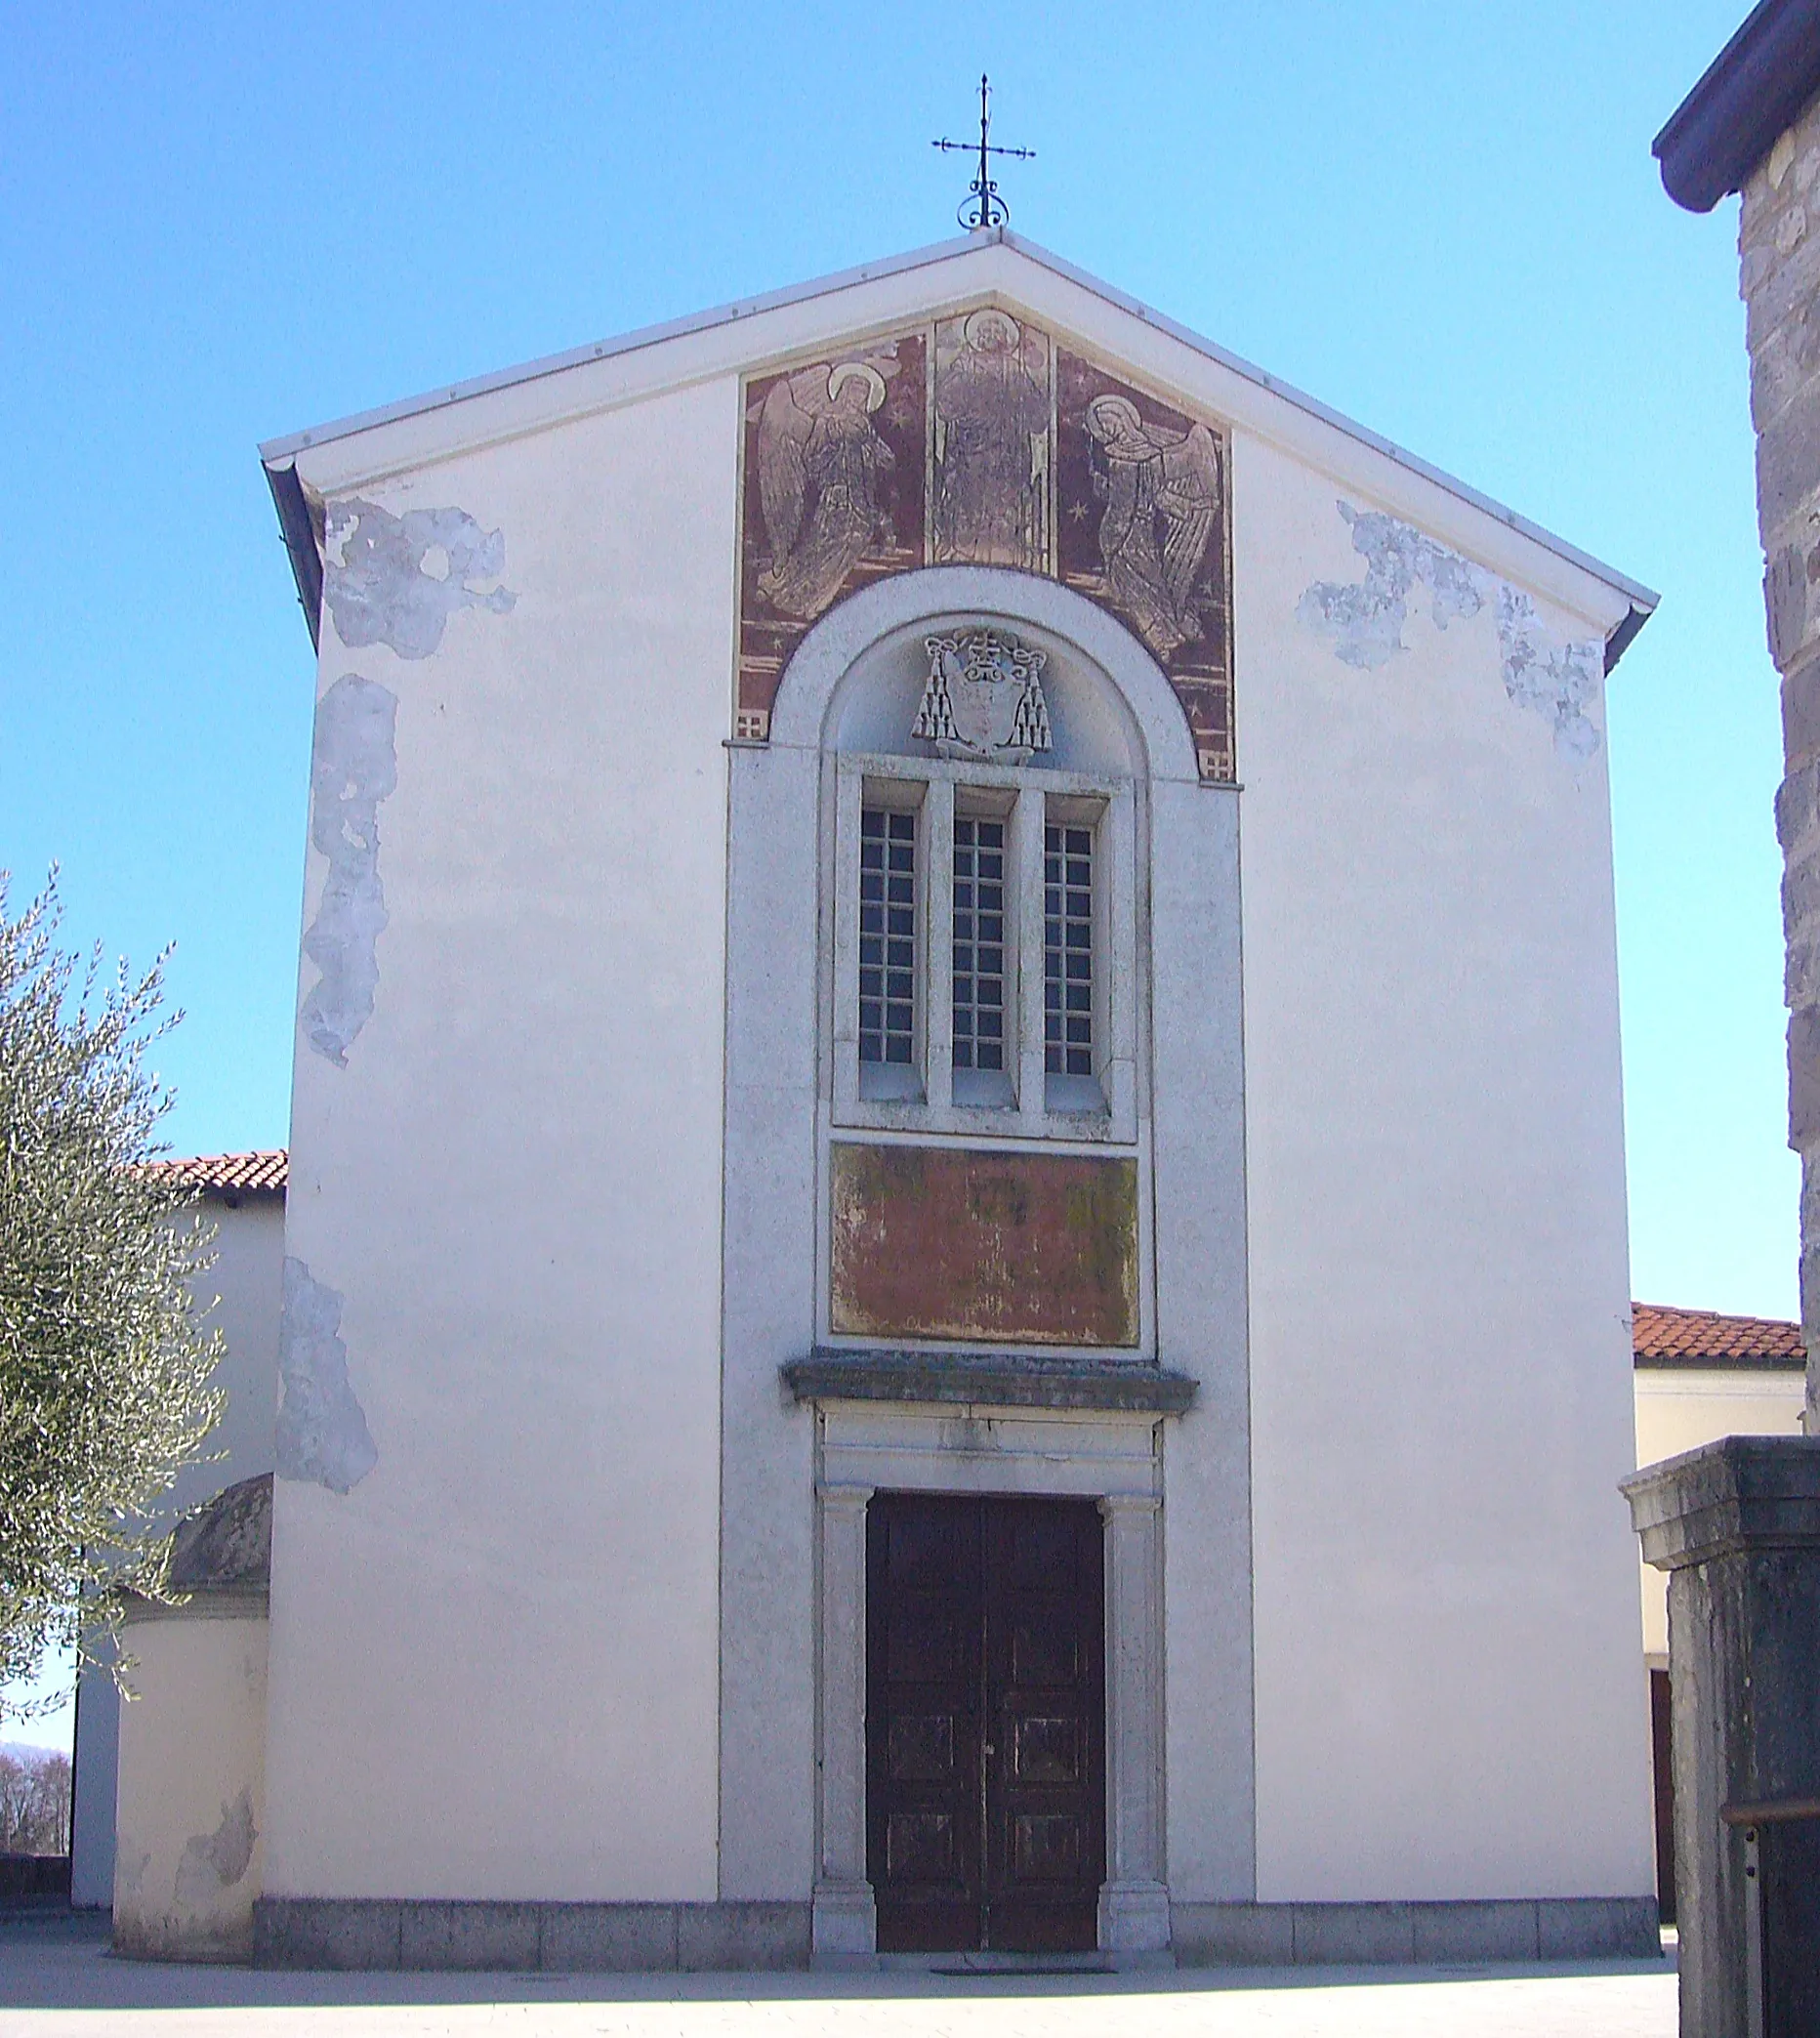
[783,1349,1197,1414]
[1622,1435,1820,1568]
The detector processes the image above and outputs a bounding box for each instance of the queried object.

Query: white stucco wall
[266,381,732,1900]
[1634,1367,1805,1659]
[262,239,1652,1920]
[1235,432,1652,1902]
[112,1614,269,1959]
[71,1193,282,1910]
[181,1196,284,1510]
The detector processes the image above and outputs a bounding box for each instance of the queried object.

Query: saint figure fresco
[1056,351,1234,779]
[755,360,896,620]
[932,310,1053,571]
[1082,395,1222,660]
[735,336,925,740]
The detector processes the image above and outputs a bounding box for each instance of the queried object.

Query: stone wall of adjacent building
[1744,93,1820,1432]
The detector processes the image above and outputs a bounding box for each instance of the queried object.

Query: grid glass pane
[952,816,1006,1072]
[1044,822,1094,1076]
[860,808,917,1066]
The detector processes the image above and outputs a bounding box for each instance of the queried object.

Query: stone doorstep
[248,1896,1658,1974]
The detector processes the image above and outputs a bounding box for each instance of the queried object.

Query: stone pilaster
[810,1481,876,1967]
[1743,91,1820,1432]
[1098,1492,1172,1959]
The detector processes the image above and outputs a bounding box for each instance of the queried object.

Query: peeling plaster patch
[300,675,396,1066]
[276,1258,377,1493]
[174,1790,256,1904]
[1296,501,1484,668]
[323,498,516,659]
[1495,584,1602,760]
[1298,501,1602,758]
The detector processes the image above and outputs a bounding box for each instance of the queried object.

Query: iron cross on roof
[933,74,1034,231]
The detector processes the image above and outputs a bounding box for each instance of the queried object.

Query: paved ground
[0,1915,1677,2038]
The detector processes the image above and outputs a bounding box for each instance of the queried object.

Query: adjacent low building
[69,1151,285,1919]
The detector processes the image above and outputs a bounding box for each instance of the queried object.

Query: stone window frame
[830,750,1139,1146]
[721,565,1252,1934]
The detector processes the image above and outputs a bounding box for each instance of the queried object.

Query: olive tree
[0,875,224,1715]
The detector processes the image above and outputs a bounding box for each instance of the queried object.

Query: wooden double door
[865,1493,1106,1953]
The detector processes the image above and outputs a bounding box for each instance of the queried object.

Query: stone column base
[810,1880,878,1969]
[1098,1877,1174,1961]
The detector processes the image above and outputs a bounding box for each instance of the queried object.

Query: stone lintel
[1622,1435,1820,1569]
[782,1349,1197,1414]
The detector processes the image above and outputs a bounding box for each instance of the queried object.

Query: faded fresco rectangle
[1056,351,1233,780]
[735,331,927,740]
[829,1142,1139,1347]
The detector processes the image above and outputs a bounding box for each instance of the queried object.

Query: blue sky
[0,3,1788,1293]
[0,0,1795,1733]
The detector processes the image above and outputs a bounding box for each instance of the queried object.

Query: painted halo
[827,361,888,412]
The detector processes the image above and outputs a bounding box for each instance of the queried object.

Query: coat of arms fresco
[735,307,1234,779]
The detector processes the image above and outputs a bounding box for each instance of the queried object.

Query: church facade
[127,231,1662,1968]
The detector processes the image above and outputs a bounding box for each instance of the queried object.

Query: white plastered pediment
[266,230,1653,652]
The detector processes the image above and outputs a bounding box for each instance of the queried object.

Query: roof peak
[260,229,1656,644]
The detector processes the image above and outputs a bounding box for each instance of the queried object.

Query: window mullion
[924,777,955,1112]
[1104,788,1137,1127]
[833,767,862,1107]
[1013,785,1047,1130]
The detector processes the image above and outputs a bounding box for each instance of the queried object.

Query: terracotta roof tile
[1632,1301,1803,1370]
[142,1149,288,1197]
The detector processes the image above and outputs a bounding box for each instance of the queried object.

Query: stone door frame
[808,1400,1170,1965]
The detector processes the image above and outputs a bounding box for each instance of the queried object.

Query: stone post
[1097,1492,1172,1958]
[1623,1437,1820,2037]
[811,1481,876,1967]
[1744,94,1820,1433]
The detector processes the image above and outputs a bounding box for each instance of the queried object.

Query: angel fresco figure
[1084,394,1222,661]
[755,360,895,621]
[933,310,1051,569]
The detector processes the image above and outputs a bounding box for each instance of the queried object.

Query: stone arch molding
[765,565,1203,785]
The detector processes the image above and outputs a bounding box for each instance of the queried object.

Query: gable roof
[260,229,1657,663]
[1632,1300,1804,1370]
[143,1149,288,1198]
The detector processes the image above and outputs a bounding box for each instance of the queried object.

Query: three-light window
[838,762,1130,1136]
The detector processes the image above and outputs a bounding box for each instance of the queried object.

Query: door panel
[982,1498,1104,1950]
[867,1493,1106,1953]
[867,1496,983,1952]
